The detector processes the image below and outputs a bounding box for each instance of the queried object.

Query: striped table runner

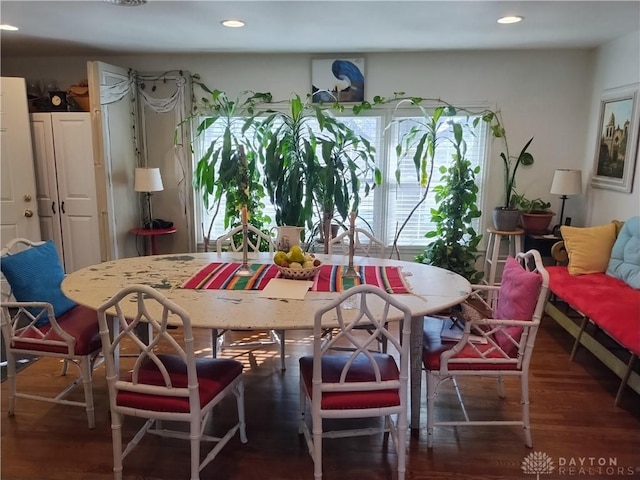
[181,263,411,294]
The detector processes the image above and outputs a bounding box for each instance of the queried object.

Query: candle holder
[342,214,358,279]
[236,222,253,277]
[236,207,252,277]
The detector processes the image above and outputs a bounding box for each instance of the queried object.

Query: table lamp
[550,169,582,233]
[134,167,163,229]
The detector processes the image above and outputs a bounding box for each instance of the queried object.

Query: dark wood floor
[2,313,639,480]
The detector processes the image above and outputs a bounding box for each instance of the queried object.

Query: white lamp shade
[550,169,582,196]
[134,167,163,192]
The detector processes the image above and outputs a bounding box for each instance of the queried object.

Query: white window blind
[194,108,488,252]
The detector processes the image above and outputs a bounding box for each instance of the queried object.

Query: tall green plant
[315,117,379,219]
[474,112,534,208]
[387,102,457,258]
[188,85,272,248]
[257,95,319,228]
[415,122,483,283]
[258,94,379,230]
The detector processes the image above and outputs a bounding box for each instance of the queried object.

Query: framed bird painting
[311,58,365,103]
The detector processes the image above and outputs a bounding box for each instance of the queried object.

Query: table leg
[150,235,158,255]
[410,315,423,431]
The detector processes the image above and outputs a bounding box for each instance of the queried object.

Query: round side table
[129,227,177,255]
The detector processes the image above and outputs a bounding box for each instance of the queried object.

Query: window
[194,106,488,254]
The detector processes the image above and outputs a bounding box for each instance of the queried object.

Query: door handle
[61,201,65,214]
[24,194,32,202]
[52,202,56,214]
[24,209,34,218]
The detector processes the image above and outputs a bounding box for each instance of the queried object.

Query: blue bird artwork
[312,59,365,103]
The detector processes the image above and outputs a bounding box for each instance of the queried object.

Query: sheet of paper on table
[259,278,313,300]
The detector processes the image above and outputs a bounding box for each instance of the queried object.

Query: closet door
[51,113,101,272]
[31,113,64,263]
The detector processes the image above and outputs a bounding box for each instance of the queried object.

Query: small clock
[49,91,68,111]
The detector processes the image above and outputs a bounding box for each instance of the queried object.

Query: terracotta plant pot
[520,211,555,234]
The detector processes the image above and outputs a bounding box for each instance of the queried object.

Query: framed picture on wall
[591,84,640,193]
[311,58,365,103]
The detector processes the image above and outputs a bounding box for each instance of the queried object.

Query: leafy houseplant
[415,122,483,283]
[491,132,535,231]
[258,94,379,238]
[313,117,379,252]
[512,192,555,234]
[189,85,273,250]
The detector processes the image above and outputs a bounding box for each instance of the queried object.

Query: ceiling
[1,1,639,58]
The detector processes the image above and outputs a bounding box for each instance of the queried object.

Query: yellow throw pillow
[561,223,617,275]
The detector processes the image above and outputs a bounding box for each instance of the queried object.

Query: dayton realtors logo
[522,451,637,478]
[521,451,555,479]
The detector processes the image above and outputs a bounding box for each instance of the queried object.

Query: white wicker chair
[327,228,386,258]
[422,249,550,448]
[299,284,411,480]
[327,229,389,351]
[0,238,102,429]
[214,226,286,370]
[97,284,247,480]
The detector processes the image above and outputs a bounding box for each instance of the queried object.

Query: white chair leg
[298,377,306,434]
[497,376,506,399]
[235,380,248,443]
[6,349,16,417]
[396,405,407,480]
[276,329,286,371]
[313,421,323,480]
[190,418,201,480]
[111,411,124,480]
[520,374,533,448]
[80,355,96,429]
[426,371,436,448]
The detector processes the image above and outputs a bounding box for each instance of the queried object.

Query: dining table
[61,251,471,430]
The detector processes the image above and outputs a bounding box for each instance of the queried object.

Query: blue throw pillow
[1,240,77,324]
[606,216,640,289]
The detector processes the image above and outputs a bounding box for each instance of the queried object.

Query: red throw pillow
[493,256,542,356]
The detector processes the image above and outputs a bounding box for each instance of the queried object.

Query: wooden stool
[483,227,524,302]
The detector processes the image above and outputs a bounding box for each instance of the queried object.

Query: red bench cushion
[547,266,640,355]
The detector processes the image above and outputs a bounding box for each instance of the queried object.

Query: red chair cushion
[116,355,243,413]
[547,266,640,355]
[11,305,101,356]
[422,316,519,372]
[299,353,401,410]
[493,257,542,356]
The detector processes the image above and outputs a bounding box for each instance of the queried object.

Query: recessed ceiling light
[104,0,148,6]
[0,24,19,31]
[497,16,524,24]
[221,20,245,28]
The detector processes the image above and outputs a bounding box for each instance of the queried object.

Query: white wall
[585,31,640,225]
[3,45,635,251]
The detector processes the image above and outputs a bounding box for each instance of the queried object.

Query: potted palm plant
[188,84,272,250]
[257,94,379,248]
[492,136,535,231]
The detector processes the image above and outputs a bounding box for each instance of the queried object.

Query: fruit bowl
[277,263,322,280]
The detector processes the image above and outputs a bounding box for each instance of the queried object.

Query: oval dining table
[62,251,471,430]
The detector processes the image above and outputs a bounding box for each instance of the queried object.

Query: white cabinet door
[31,113,64,262]
[31,112,101,273]
[51,113,101,272]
